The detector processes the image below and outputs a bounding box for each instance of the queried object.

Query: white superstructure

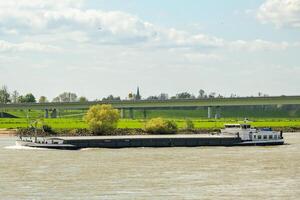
[221,124,283,143]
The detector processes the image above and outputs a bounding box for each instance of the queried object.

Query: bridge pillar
[45,109,49,118]
[129,108,134,119]
[208,107,212,119]
[143,109,147,119]
[51,109,57,118]
[120,108,125,119]
[215,106,221,119]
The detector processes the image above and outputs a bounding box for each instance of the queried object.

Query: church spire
[136,86,141,100]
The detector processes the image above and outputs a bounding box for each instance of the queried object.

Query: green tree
[175,92,195,99]
[79,96,88,102]
[54,92,77,102]
[11,90,19,103]
[128,93,133,100]
[38,96,48,103]
[0,85,10,104]
[18,93,36,103]
[147,96,159,100]
[198,89,206,99]
[158,93,169,100]
[52,97,60,102]
[84,104,120,134]
[102,95,120,101]
[145,118,178,134]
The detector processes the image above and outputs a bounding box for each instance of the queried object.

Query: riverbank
[0,129,17,137]
[14,126,300,137]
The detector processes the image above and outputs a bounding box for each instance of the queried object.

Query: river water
[0,133,299,200]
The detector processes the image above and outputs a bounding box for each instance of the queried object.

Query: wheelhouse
[221,124,283,141]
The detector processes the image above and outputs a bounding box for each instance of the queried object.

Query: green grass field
[1,106,300,130]
[1,118,300,130]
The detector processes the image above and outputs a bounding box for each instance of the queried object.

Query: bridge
[1,96,300,119]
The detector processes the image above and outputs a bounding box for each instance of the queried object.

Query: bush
[145,118,178,134]
[84,104,120,135]
[185,119,195,130]
[42,125,53,133]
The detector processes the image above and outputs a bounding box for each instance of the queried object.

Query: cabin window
[258,135,262,139]
[274,135,277,139]
[241,124,251,129]
[225,125,240,128]
[263,135,267,140]
[254,135,256,139]
[269,135,273,139]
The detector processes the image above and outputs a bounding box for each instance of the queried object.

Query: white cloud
[184,53,222,63]
[230,39,289,51]
[0,0,295,54]
[0,0,84,9]
[257,0,300,28]
[0,40,60,52]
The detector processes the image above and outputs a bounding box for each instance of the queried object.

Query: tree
[52,97,60,102]
[217,94,224,98]
[198,89,206,99]
[18,93,36,103]
[79,96,88,102]
[11,90,19,103]
[147,93,169,100]
[17,96,24,103]
[158,93,169,100]
[230,93,237,98]
[128,92,133,100]
[147,96,159,100]
[0,85,10,104]
[208,92,216,98]
[102,95,121,101]
[175,92,195,99]
[38,96,48,103]
[84,104,120,134]
[25,93,36,103]
[55,92,77,102]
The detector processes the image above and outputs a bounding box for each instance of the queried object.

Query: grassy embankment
[5,106,300,119]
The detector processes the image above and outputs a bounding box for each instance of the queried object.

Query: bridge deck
[1,96,300,110]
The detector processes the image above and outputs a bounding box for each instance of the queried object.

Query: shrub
[185,119,195,130]
[42,125,53,133]
[145,118,178,134]
[84,104,120,135]
[68,128,90,136]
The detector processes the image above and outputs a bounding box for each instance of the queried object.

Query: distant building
[128,87,141,100]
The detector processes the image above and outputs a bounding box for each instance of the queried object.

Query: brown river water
[0,133,299,200]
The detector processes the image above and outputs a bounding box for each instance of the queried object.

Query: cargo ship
[16,124,284,150]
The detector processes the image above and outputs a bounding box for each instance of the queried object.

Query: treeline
[0,85,271,104]
[0,86,89,104]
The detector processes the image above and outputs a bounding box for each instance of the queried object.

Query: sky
[0,0,299,100]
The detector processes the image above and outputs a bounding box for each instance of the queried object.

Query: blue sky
[0,0,299,100]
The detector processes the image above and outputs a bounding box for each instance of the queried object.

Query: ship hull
[15,135,284,150]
